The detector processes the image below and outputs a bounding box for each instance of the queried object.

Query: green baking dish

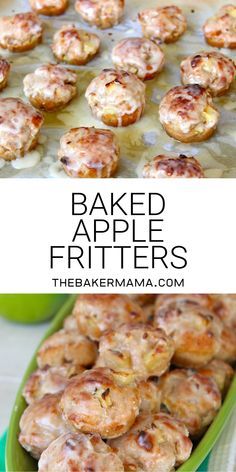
[6,295,236,472]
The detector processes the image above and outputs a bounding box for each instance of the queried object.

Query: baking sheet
[0,0,235,178]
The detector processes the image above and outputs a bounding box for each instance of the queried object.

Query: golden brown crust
[102,106,144,127]
[211,294,236,329]
[85,69,146,127]
[0,98,44,160]
[198,359,234,396]
[63,314,78,332]
[60,367,140,438]
[19,393,68,459]
[128,294,157,307]
[215,326,236,364]
[0,59,10,92]
[38,432,125,472]
[112,38,165,81]
[75,0,124,29]
[155,294,213,312]
[164,122,215,143]
[158,370,221,437]
[37,329,97,369]
[138,6,187,44]
[154,302,223,368]
[180,51,236,97]
[52,25,100,66]
[109,412,192,471]
[138,379,161,414]
[203,4,236,49]
[97,323,174,381]
[159,85,220,143]
[72,294,145,340]
[23,64,77,112]
[0,12,43,53]
[58,127,119,178]
[30,0,68,15]
[23,365,85,405]
[18,292,235,467]
[143,154,204,178]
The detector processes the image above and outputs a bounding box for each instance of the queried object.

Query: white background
[0,179,235,293]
